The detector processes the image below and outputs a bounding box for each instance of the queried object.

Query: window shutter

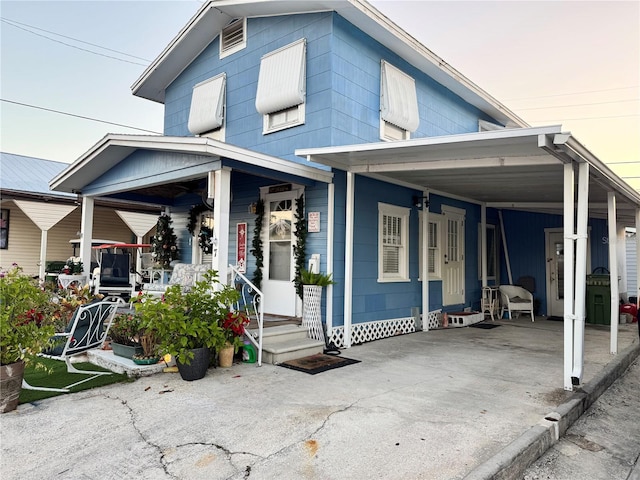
[380,60,419,132]
[188,73,226,135]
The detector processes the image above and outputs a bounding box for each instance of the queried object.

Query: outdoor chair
[499,285,535,322]
[22,300,119,392]
[94,252,136,301]
[142,263,210,296]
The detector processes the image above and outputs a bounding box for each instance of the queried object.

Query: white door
[442,207,465,306]
[261,191,298,316]
[545,229,592,317]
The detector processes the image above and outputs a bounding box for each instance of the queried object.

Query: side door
[442,206,465,306]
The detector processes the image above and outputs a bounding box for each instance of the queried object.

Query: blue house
[51,0,640,390]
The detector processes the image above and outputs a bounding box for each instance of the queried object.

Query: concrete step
[261,337,325,365]
[247,324,310,344]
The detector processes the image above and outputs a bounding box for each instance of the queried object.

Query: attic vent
[220,18,246,58]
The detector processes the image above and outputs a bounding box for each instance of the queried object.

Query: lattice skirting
[327,310,442,348]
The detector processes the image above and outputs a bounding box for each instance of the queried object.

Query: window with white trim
[255,39,306,134]
[220,18,246,59]
[378,203,410,282]
[477,223,498,280]
[419,212,443,280]
[380,60,419,141]
[188,73,226,140]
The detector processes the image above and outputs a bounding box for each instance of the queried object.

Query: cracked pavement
[1,320,638,479]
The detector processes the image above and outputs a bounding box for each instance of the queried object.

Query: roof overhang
[296,125,640,226]
[131,0,527,129]
[50,134,333,195]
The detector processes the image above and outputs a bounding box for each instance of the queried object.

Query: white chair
[23,300,119,392]
[499,285,535,322]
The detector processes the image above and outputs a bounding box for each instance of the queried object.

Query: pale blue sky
[1,0,638,188]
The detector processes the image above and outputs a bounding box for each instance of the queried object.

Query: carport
[298,124,640,390]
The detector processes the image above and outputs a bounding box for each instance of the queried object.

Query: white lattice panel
[427,309,442,330]
[302,285,324,341]
[327,312,441,348]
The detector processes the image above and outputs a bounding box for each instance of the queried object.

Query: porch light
[413,196,429,208]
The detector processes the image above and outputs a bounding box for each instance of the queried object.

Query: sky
[1,0,639,190]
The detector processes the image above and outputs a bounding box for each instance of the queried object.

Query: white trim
[326,183,335,335]
[344,172,355,347]
[219,17,246,59]
[378,202,410,282]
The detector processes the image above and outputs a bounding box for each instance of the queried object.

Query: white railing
[229,265,263,366]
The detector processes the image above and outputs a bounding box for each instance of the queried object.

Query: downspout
[498,210,513,284]
[563,163,576,391]
[571,162,590,385]
[343,171,355,348]
[607,192,619,354]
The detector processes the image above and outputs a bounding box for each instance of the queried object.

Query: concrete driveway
[1,319,638,480]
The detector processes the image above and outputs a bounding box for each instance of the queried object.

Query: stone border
[464,340,640,480]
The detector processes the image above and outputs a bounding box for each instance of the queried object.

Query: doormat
[279,354,360,375]
[469,323,501,329]
[548,316,563,321]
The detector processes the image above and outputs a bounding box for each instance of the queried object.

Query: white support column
[80,197,95,277]
[563,163,575,391]
[212,168,231,285]
[498,210,513,285]
[607,192,619,354]
[343,172,355,348]
[422,192,430,331]
[326,183,335,335]
[38,230,48,281]
[571,162,589,386]
[481,203,488,288]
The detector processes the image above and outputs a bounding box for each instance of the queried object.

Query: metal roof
[297,125,640,226]
[0,152,75,198]
[131,0,527,129]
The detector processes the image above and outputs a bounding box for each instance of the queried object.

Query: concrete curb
[464,341,640,480]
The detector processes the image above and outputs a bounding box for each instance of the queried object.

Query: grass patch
[19,357,132,404]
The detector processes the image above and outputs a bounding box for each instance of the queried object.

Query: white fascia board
[296,125,564,169]
[51,135,333,194]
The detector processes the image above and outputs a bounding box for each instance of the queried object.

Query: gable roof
[0,152,75,199]
[131,0,528,129]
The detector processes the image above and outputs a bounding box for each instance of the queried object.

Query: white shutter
[380,60,419,132]
[188,73,226,135]
[255,39,306,115]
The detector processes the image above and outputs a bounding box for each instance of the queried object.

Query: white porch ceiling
[297,125,640,226]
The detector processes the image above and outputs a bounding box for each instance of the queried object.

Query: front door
[261,190,299,316]
[442,206,465,306]
[545,229,592,317]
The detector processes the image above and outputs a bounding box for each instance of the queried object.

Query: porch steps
[248,324,325,364]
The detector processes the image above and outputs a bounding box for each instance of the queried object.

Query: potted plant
[109,313,144,359]
[134,270,240,381]
[218,311,250,367]
[0,265,56,413]
[300,269,335,342]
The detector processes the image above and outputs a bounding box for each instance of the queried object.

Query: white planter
[302,285,324,341]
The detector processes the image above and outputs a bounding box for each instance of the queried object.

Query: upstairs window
[220,18,246,59]
[380,60,419,141]
[188,73,226,140]
[378,203,410,282]
[255,39,306,134]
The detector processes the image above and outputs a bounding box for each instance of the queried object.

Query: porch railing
[229,264,263,366]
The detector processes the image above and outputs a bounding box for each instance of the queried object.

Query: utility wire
[505,85,640,102]
[1,99,162,134]
[1,17,152,62]
[516,98,639,111]
[1,18,148,67]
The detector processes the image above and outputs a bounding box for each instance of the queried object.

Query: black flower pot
[176,347,210,381]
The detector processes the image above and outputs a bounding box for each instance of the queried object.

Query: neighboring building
[0,152,161,278]
[49,0,640,389]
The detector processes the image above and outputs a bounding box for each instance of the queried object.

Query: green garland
[293,194,307,299]
[151,213,179,268]
[187,204,212,236]
[250,199,265,290]
[198,226,213,254]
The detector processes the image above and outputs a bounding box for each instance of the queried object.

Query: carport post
[343,171,355,348]
[563,163,575,391]
[571,162,590,386]
[422,192,430,331]
[607,192,619,354]
[481,204,487,288]
[637,209,640,312]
